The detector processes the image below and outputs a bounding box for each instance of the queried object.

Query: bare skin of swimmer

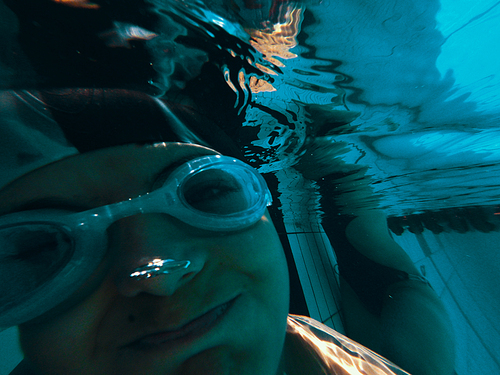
[0,143,290,375]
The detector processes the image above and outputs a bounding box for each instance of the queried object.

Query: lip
[122,295,239,351]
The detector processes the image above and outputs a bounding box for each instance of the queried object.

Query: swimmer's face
[0,143,290,375]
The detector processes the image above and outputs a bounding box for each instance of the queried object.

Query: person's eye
[0,225,74,298]
[1,224,72,265]
[186,180,239,201]
[182,170,249,214]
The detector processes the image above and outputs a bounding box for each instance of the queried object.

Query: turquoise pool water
[0,0,499,373]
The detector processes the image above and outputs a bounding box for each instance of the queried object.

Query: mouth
[123,295,239,351]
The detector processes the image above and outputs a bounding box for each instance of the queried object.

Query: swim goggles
[0,155,272,329]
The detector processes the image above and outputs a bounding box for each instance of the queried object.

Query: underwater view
[0,0,499,374]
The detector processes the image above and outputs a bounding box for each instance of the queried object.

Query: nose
[108,214,205,297]
[118,259,199,297]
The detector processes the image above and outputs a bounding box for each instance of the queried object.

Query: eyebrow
[150,155,198,189]
[5,197,93,215]
[5,155,199,216]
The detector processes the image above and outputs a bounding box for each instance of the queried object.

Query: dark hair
[34,88,243,158]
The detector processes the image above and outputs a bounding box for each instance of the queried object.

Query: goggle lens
[181,167,262,215]
[0,224,73,313]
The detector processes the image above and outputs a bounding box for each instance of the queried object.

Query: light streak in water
[287,316,411,374]
[52,0,100,9]
[247,5,302,67]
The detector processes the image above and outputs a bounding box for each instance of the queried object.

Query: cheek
[220,218,290,308]
[18,279,117,375]
[19,322,92,375]
[210,220,290,373]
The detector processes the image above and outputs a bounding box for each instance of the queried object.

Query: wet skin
[0,143,290,375]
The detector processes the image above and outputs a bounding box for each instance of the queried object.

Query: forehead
[0,143,218,214]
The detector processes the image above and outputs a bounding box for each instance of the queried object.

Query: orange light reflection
[242,4,302,93]
[247,5,302,67]
[288,316,410,375]
[52,0,100,9]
